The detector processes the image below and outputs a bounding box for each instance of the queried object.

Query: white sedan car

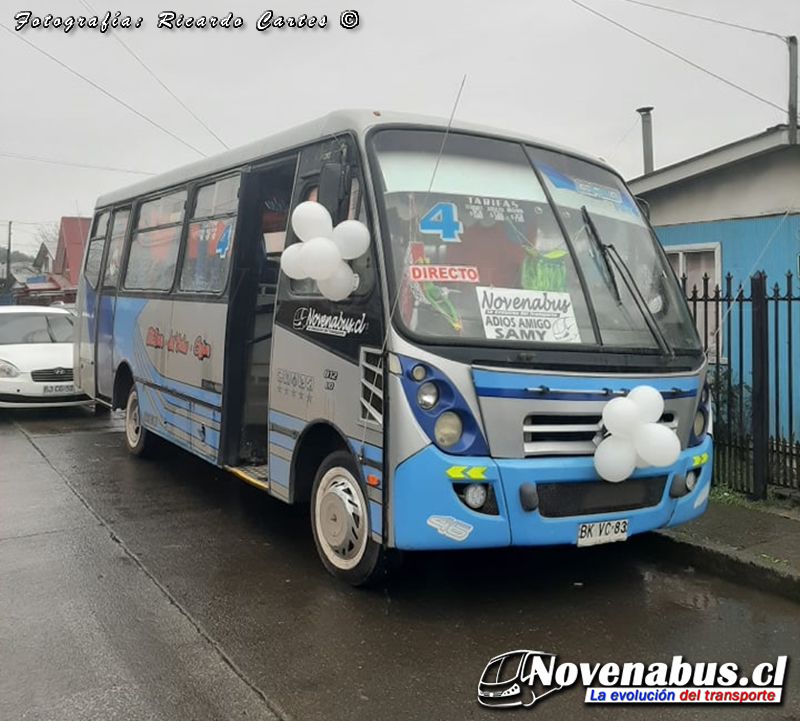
[0,305,91,409]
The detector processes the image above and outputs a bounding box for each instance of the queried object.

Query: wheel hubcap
[126,393,141,448]
[315,470,368,571]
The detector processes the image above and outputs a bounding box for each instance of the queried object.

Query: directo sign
[410,265,480,283]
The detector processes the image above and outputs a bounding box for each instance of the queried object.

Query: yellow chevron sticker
[692,453,709,466]
[445,465,488,480]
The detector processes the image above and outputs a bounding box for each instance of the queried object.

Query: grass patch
[709,484,757,508]
[710,483,800,517]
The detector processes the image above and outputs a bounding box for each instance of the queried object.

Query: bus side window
[102,209,130,289]
[180,175,240,294]
[289,176,376,297]
[84,211,110,289]
[124,189,187,292]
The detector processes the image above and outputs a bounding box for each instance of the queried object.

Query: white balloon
[633,423,681,467]
[299,237,342,281]
[627,385,665,424]
[291,201,333,242]
[635,453,650,469]
[601,397,642,439]
[331,220,371,260]
[593,436,637,483]
[280,242,308,280]
[318,261,356,302]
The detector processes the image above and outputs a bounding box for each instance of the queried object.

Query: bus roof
[95,108,615,208]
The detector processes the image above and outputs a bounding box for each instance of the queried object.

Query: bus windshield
[370,129,700,352]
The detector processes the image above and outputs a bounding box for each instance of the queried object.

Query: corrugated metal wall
[654,214,800,438]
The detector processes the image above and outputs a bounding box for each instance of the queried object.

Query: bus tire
[124,384,154,458]
[310,450,388,587]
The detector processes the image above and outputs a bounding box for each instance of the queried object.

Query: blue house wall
[653,214,800,439]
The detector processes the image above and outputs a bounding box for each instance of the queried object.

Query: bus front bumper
[389,435,713,550]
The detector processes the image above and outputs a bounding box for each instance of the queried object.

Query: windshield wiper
[581,206,673,358]
[581,206,622,304]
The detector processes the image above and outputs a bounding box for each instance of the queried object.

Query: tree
[33,222,59,250]
[0,248,34,264]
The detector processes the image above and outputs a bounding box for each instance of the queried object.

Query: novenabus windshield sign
[477,651,788,708]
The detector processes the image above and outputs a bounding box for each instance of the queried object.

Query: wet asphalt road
[2,407,800,721]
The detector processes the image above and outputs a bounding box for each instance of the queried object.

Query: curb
[639,531,800,605]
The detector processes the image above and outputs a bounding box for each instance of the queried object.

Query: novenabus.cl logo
[477,651,788,708]
[478,650,564,708]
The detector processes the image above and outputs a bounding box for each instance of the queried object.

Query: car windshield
[370,129,700,353]
[0,312,75,344]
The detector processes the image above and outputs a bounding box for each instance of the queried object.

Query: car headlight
[417,382,439,410]
[0,360,20,378]
[434,411,463,447]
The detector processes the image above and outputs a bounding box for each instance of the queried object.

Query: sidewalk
[0,420,282,721]
[643,493,800,604]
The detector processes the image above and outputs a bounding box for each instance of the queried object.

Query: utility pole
[5,221,11,296]
[789,35,797,145]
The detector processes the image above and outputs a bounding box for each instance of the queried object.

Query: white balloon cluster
[280,201,371,302]
[594,385,681,483]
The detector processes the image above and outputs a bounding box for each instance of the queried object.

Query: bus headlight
[417,382,439,410]
[434,411,463,447]
[693,409,707,437]
[411,364,427,381]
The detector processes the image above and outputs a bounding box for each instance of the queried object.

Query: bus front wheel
[310,450,389,587]
[124,385,154,458]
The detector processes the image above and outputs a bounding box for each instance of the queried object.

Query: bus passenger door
[223,159,298,466]
[95,207,130,401]
[77,211,110,400]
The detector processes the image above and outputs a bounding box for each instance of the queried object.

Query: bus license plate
[577,519,629,547]
[43,384,75,394]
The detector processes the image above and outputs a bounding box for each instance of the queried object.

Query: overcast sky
[0,0,796,255]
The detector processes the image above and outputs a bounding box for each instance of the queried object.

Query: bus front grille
[536,476,668,518]
[522,413,676,457]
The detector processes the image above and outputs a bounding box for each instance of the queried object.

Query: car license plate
[43,384,76,394]
[577,519,629,547]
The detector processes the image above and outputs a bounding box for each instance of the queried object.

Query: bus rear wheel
[124,384,154,458]
[310,450,388,587]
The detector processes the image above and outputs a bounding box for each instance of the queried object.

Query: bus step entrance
[225,463,269,491]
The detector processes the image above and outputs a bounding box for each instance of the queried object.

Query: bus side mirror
[318,162,348,220]
[636,196,651,221]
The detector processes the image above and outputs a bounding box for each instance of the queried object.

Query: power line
[0,21,208,158]
[605,0,786,41]
[0,219,62,226]
[0,151,155,175]
[77,0,230,151]
[567,0,792,117]
[606,115,641,161]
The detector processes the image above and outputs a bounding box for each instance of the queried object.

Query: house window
[665,244,721,355]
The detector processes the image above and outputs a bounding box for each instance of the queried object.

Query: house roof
[23,280,61,292]
[33,242,54,269]
[628,124,796,195]
[55,217,90,286]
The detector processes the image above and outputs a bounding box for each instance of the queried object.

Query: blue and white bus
[74,110,713,585]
